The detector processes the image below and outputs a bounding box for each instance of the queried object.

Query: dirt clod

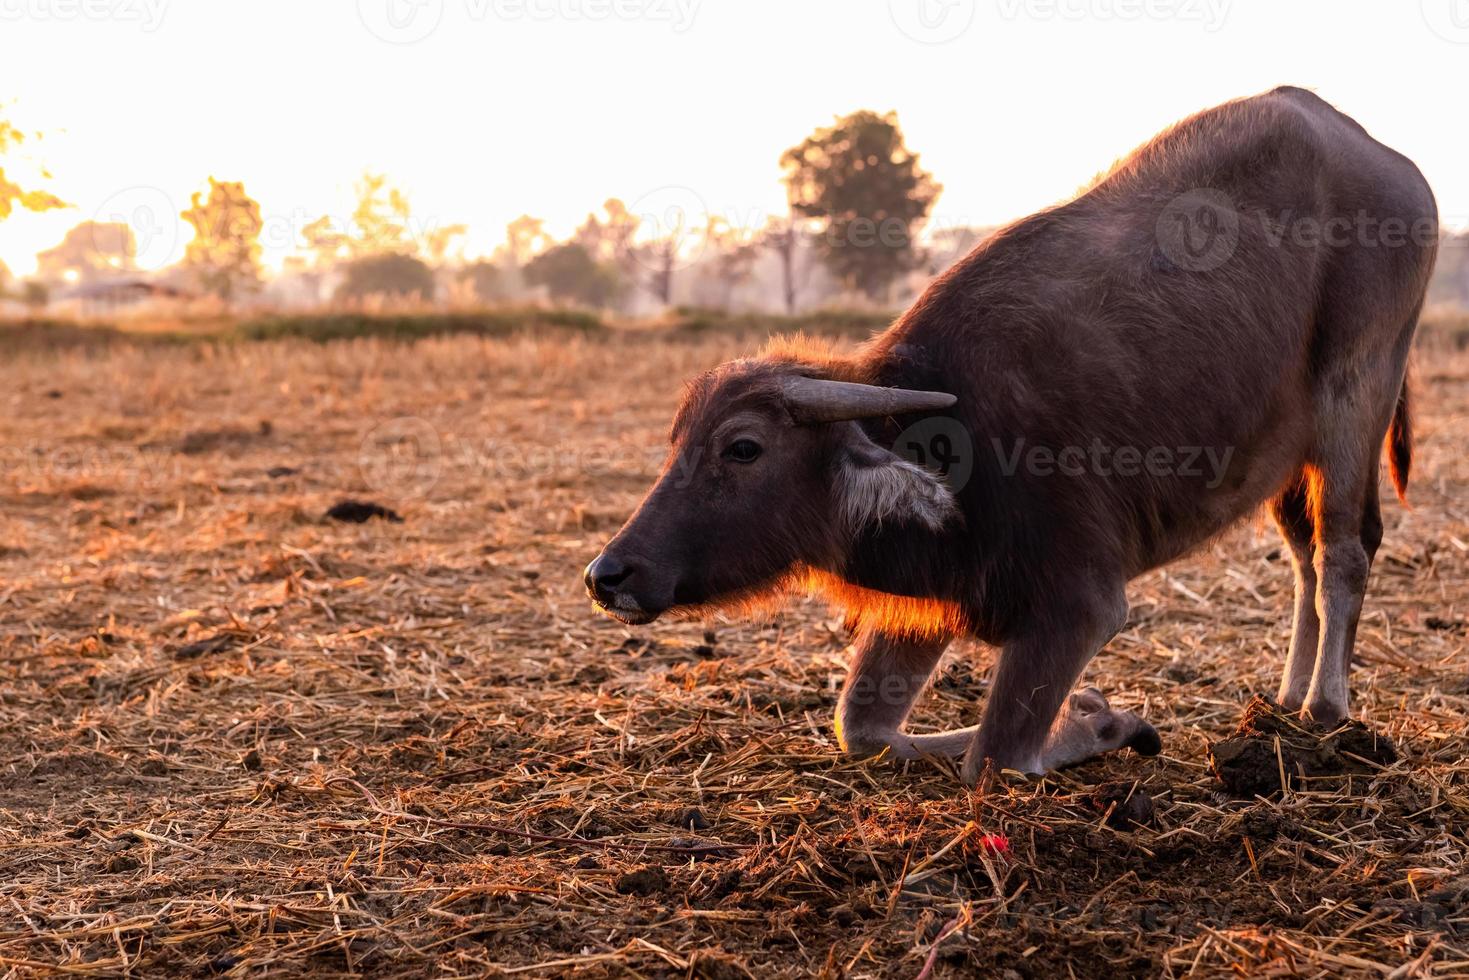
[614,866,670,896]
[703,869,742,904]
[679,807,712,830]
[689,950,754,979]
[1090,782,1157,829]
[206,954,243,974]
[178,423,270,455]
[104,854,141,874]
[1208,695,1399,797]
[324,499,404,523]
[175,634,234,659]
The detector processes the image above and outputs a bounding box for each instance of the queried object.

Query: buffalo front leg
[835,628,978,759]
[962,584,1159,783]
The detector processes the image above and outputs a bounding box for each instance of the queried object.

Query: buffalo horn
[780,376,957,424]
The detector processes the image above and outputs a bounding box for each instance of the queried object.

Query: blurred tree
[630,198,704,307]
[576,199,639,265]
[303,173,463,269]
[301,214,347,268]
[421,222,468,265]
[504,215,551,266]
[21,279,47,309]
[644,237,677,307]
[760,214,809,315]
[702,216,759,311]
[336,252,436,302]
[36,221,138,283]
[781,110,940,301]
[181,178,264,301]
[0,117,67,221]
[459,260,505,303]
[350,172,411,255]
[523,242,618,307]
[578,198,644,304]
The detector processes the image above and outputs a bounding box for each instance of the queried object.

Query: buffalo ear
[835,423,958,533]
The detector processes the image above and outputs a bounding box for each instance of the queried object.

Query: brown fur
[1388,383,1412,503]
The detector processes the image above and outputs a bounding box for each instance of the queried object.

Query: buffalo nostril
[585,554,634,601]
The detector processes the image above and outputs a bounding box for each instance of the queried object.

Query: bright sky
[1,0,1466,276]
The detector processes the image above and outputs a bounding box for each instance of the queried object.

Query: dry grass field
[0,324,1465,977]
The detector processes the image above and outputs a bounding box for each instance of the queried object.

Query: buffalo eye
[723,438,762,463]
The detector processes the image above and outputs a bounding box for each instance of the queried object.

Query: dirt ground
[0,329,1464,977]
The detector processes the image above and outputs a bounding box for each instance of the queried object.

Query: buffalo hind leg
[1272,476,1320,711]
[1302,450,1381,726]
[961,582,1159,783]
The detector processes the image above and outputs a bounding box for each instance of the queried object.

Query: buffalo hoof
[1126,720,1163,757]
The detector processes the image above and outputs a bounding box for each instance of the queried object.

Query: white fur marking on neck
[839,455,958,532]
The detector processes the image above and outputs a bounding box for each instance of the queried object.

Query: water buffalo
[585,87,1437,783]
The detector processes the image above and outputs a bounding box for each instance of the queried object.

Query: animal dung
[1208,695,1398,797]
[325,499,404,523]
[614,866,670,897]
[1090,782,1157,830]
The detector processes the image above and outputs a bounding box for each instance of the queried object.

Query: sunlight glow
[2,1,1466,279]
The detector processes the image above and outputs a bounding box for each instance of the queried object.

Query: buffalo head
[585,359,958,624]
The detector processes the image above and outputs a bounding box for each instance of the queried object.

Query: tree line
[0,110,947,314]
[5,107,1468,316]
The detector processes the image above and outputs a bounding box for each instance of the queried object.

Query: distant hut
[51,278,195,318]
